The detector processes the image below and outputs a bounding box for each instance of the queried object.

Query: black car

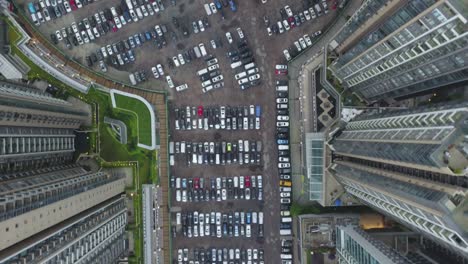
[277,109,289,115]
[50,34,58,44]
[172,16,179,28]
[277,133,289,139]
[277,127,289,133]
[280,8,287,20]
[277,91,288,98]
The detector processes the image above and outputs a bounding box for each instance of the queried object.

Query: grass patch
[112,93,154,147]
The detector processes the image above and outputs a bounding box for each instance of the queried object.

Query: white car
[226,32,233,43]
[141,5,149,16]
[277,21,284,34]
[222,189,227,200]
[147,4,154,15]
[166,76,175,88]
[283,20,290,31]
[283,49,292,61]
[236,27,244,39]
[278,115,289,121]
[248,74,260,81]
[155,25,163,36]
[278,163,291,168]
[198,20,205,32]
[277,121,289,127]
[172,56,180,67]
[152,2,160,13]
[151,67,160,78]
[304,10,311,20]
[238,78,249,85]
[209,2,217,13]
[294,41,302,52]
[246,224,251,238]
[277,98,288,103]
[284,5,293,17]
[55,30,62,41]
[114,17,122,29]
[299,38,307,49]
[157,64,164,75]
[257,175,263,188]
[210,39,217,49]
[304,34,313,46]
[212,75,224,83]
[176,190,181,201]
[280,192,291,197]
[276,64,288,70]
[267,27,272,36]
[178,54,185,65]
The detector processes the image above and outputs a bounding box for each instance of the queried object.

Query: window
[6,227,9,232]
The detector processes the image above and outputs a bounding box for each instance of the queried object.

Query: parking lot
[19,0,340,262]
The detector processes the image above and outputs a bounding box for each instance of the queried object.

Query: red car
[288,17,295,28]
[194,178,200,189]
[245,176,251,188]
[197,105,204,117]
[275,69,288,75]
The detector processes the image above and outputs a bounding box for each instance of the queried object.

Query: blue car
[255,105,261,117]
[145,31,152,40]
[277,139,289,145]
[215,0,222,9]
[229,0,236,12]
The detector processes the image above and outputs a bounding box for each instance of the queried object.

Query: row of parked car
[274,67,293,263]
[28,0,95,26]
[197,57,225,93]
[176,247,263,264]
[176,210,264,239]
[170,140,262,166]
[283,30,322,61]
[267,2,328,36]
[173,175,264,202]
[173,105,261,131]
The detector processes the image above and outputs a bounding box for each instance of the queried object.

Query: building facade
[336,225,414,264]
[328,0,468,102]
[0,196,128,264]
[330,103,468,257]
[0,80,88,173]
[0,81,128,261]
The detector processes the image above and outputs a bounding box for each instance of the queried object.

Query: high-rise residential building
[328,0,468,102]
[0,80,88,173]
[0,196,128,264]
[330,102,468,257]
[336,225,415,264]
[0,81,128,260]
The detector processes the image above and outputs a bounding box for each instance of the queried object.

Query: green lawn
[112,93,154,148]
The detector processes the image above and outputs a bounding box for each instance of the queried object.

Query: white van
[233,176,239,188]
[278,145,289,150]
[244,140,249,152]
[197,68,208,76]
[215,153,220,164]
[199,43,207,56]
[280,187,292,192]
[176,212,181,225]
[231,61,242,69]
[176,178,181,189]
[169,141,174,154]
[202,80,211,88]
[280,229,292,236]
[170,155,174,166]
[281,254,293,260]
[204,3,212,15]
[281,217,292,223]
[176,84,189,92]
[180,141,186,153]
[31,13,40,26]
[314,4,322,16]
[202,85,213,93]
[193,46,202,58]
[276,85,288,91]
[259,212,264,224]
[244,62,255,70]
